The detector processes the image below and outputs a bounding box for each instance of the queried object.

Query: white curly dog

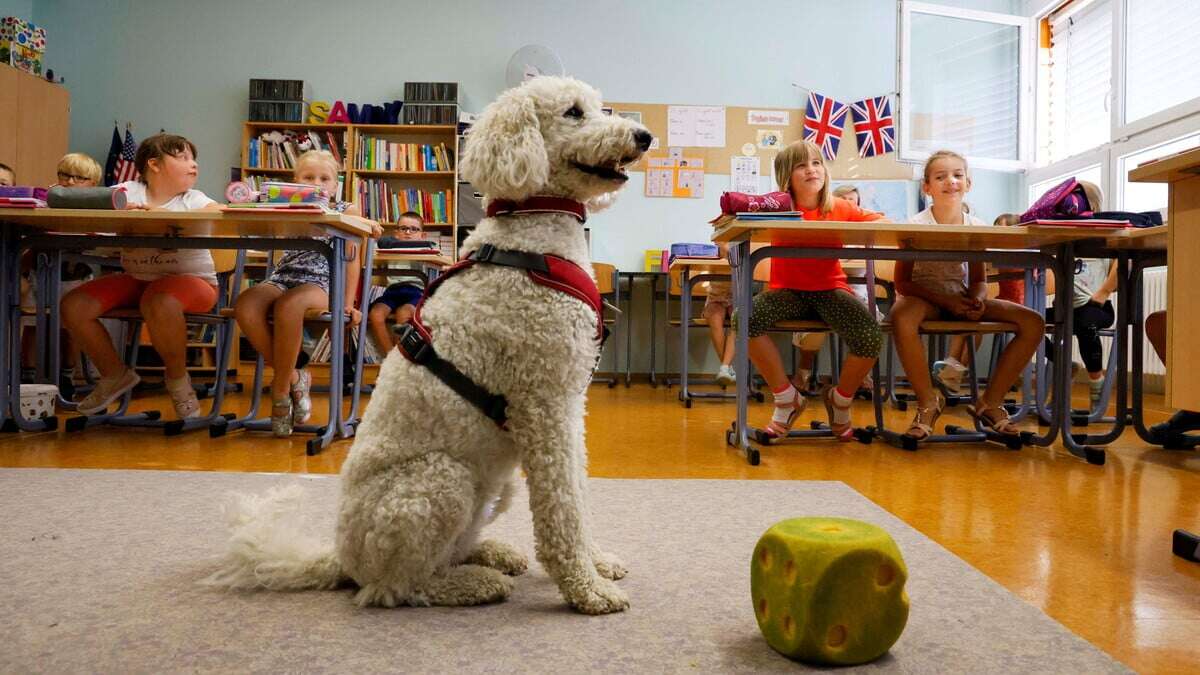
[204,76,652,615]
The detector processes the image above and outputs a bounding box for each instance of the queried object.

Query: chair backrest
[592,262,616,295]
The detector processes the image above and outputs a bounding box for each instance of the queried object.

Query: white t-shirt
[908,207,987,296]
[116,181,218,284]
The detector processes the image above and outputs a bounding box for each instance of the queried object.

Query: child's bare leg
[979,299,1044,410]
[1146,310,1167,363]
[234,283,284,366]
[60,290,126,378]
[394,304,415,327]
[887,296,941,407]
[748,335,788,392]
[703,302,730,363]
[270,284,328,400]
[368,303,394,354]
[837,355,875,394]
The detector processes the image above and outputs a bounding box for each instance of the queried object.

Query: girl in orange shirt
[747,140,885,440]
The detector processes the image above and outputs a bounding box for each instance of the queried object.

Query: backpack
[1020,178,1095,223]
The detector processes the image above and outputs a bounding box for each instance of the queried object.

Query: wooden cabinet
[1129,146,1200,411]
[0,65,69,186]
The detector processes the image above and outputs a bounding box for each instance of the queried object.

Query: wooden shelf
[352,170,454,177]
[352,124,456,134]
[244,121,350,131]
[240,166,347,174]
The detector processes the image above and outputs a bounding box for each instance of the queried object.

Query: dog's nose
[633,129,652,151]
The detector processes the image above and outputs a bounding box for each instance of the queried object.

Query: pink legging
[71,273,218,314]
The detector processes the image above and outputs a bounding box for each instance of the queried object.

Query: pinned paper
[748,110,790,126]
[731,156,760,193]
[757,129,783,150]
[667,106,726,147]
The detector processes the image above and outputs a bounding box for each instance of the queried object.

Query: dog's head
[460,76,652,206]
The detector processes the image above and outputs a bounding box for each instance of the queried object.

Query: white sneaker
[715,364,736,387]
[931,360,966,394]
[1089,376,1106,408]
[76,368,141,415]
[168,382,202,419]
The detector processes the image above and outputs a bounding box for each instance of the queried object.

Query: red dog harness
[395,198,605,428]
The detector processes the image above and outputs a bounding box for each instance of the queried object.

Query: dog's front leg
[513,406,628,615]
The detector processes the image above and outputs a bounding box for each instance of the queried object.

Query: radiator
[1088,266,1166,381]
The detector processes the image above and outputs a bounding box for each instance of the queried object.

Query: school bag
[1020,177,1095,223]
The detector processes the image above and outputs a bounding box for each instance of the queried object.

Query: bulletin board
[606,101,915,182]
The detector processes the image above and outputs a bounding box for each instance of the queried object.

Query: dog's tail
[200,484,346,591]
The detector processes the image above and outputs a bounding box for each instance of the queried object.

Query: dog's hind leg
[337,452,513,608]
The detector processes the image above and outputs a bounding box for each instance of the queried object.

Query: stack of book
[403,81,458,125]
[353,178,452,224]
[354,135,454,172]
[248,78,305,123]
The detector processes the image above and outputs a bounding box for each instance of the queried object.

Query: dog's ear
[460,91,548,201]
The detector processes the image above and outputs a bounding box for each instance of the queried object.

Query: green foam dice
[751,517,909,665]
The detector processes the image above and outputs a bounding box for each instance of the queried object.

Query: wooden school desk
[1128,146,1200,413]
[713,218,1125,466]
[0,208,374,454]
[668,256,738,407]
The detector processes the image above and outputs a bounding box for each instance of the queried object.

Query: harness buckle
[475,243,497,263]
[396,323,433,365]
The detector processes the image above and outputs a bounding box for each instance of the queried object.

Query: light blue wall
[0,0,32,20]
[30,0,1024,375]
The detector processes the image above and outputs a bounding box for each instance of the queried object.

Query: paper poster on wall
[617,110,642,124]
[645,157,705,198]
[830,179,919,222]
[748,109,790,126]
[731,156,760,193]
[667,105,726,147]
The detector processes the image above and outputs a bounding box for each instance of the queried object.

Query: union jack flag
[849,95,896,158]
[113,128,139,183]
[803,91,848,161]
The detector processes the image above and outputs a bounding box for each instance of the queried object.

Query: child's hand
[369,222,384,238]
[123,203,150,211]
[960,295,985,320]
[346,308,362,325]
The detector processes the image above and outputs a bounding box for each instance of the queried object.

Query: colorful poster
[645,157,705,198]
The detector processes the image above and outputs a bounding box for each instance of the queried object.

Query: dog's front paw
[592,549,628,580]
[463,539,528,576]
[565,577,629,615]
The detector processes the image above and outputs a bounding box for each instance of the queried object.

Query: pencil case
[670,243,719,258]
[46,186,128,209]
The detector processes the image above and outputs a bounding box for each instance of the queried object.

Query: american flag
[803,92,848,162]
[849,95,896,158]
[113,129,139,183]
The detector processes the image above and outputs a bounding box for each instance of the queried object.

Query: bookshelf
[239,121,459,258]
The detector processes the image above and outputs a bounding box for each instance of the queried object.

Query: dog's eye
[563,105,584,119]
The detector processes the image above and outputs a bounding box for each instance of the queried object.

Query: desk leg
[1049,243,1106,465]
[649,274,658,387]
[1075,252,1130,446]
[308,237,347,456]
[0,230,14,432]
[679,268,691,406]
[628,275,638,386]
[725,241,758,465]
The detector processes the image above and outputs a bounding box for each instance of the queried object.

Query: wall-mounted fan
[505,44,565,88]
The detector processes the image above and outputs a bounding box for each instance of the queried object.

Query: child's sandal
[821,385,856,441]
[904,393,946,441]
[765,389,806,438]
[966,404,1019,436]
[271,398,294,438]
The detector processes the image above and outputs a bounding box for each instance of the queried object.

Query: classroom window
[899,2,1030,171]
[1036,0,1111,166]
[1118,132,1200,214]
[1123,0,1200,128]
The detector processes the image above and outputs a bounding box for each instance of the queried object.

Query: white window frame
[898,1,1034,172]
[1028,0,1200,209]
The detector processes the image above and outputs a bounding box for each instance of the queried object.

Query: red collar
[485,196,587,224]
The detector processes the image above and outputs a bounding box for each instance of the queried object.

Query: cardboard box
[1,16,47,76]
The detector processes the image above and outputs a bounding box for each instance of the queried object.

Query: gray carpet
[0,469,1126,674]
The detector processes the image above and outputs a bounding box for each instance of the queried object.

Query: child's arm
[1091,259,1120,305]
[893,260,974,314]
